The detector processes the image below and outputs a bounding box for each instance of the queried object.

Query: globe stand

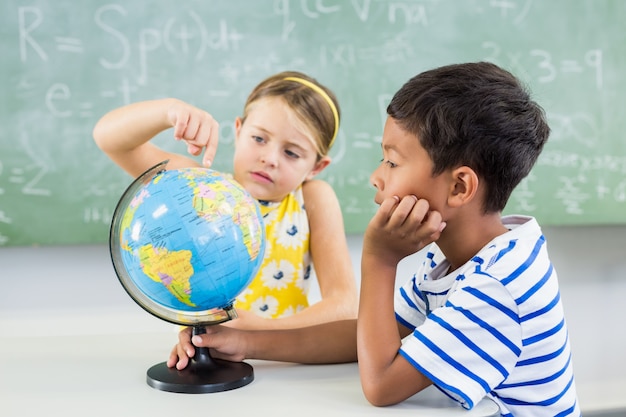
[108,161,264,394]
[146,326,254,393]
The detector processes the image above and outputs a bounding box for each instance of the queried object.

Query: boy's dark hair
[387,61,550,213]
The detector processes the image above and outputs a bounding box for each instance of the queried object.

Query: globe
[109,160,266,394]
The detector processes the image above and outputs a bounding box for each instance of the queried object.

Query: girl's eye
[253,135,265,143]
[285,149,300,159]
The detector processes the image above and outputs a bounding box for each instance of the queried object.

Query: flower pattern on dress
[275,213,307,249]
[294,264,311,293]
[250,295,279,318]
[235,287,254,304]
[234,186,311,318]
[260,259,295,290]
[260,202,279,224]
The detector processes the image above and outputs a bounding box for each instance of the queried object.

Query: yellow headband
[284,76,339,147]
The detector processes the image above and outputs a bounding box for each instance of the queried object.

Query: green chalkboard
[1,0,625,246]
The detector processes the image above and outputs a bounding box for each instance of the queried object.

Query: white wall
[0,225,624,412]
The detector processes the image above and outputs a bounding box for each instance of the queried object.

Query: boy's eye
[380,158,397,168]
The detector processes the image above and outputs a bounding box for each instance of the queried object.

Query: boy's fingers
[374,196,399,222]
[392,195,421,226]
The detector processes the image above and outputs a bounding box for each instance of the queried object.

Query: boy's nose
[370,166,382,190]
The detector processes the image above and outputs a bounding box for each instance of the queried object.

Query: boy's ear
[306,156,332,180]
[448,166,479,208]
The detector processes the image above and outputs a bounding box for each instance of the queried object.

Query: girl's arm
[301,179,359,322]
[93,98,219,177]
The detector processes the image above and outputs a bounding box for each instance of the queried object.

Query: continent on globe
[138,244,196,307]
[190,173,263,261]
[110,161,266,326]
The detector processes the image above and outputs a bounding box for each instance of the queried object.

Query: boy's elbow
[361,370,427,407]
[362,383,401,407]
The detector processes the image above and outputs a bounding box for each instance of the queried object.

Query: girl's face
[233,97,330,202]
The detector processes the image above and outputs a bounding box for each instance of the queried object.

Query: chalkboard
[1,0,625,247]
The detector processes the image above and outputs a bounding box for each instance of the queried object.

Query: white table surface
[2,242,626,414]
[0,329,500,417]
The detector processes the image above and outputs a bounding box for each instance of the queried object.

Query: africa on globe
[109,160,266,327]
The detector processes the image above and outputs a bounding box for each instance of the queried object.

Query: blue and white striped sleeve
[395,273,428,330]
[399,275,522,410]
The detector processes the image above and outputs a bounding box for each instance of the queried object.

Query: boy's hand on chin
[364,195,445,266]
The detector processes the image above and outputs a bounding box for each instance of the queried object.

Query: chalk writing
[1,0,624,246]
[482,43,603,89]
[83,207,114,224]
[488,0,533,23]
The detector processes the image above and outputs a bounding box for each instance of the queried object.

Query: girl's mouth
[251,171,272,184]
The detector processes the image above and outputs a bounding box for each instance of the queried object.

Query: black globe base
[146,357,254,394]
[146,326,254,393]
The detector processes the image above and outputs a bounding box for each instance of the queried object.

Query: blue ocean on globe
[113,167,265,316]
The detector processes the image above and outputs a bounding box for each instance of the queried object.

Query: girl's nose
[260,148,278,167]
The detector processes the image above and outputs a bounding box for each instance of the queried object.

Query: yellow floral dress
[234,185,311,318]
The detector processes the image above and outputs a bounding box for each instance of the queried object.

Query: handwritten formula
[1,0,624,246]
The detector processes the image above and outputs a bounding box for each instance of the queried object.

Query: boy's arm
[170,319,358,369]
[357,195,444,406]
[92,98,218,177]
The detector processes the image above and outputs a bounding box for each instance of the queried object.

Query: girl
[93,71,357,331]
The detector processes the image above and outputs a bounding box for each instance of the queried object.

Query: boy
[169,62,580,416]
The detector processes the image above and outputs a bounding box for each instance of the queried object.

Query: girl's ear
[306,156,332,180]
[234,117,243,139]
[448,166,479,208]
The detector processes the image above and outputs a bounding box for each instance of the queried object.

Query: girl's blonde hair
[241,71,340,158]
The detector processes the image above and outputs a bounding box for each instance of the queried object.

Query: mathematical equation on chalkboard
[1,0,624,246]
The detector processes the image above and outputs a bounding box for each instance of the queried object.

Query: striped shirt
[395,215,580,416]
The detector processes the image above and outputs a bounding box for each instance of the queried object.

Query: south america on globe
[110,160,266,326]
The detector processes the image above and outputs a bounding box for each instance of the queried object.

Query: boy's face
[370,117,450,213]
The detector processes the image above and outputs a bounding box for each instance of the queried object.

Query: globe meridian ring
[109,160,266,327]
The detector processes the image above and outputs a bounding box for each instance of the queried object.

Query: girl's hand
[167,100,220,167]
